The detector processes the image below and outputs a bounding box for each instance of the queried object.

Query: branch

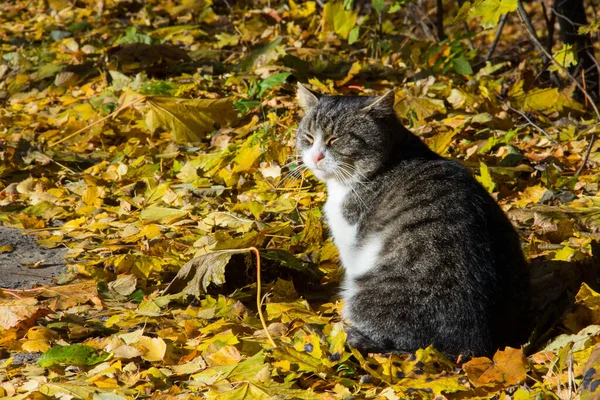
[49,96,147,148]
[506,103,558,144]
[485,13,508,62]
[437,0,446,41]
[575,135,596,176]
[517,0,600,120]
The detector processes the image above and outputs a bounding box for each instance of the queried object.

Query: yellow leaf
[476,162,496,193]
[0,244,14,253]
[288,0,316,19]
[322,1,358,39]
[140,207,188,224]
[336,61,362,86]
[82,185,105,207]
[429,130,458,155]
[233,135,263,173]
[146,96,239,143]
[516,185,547,207]
[21,339,52,353]
[575,283,600,313]
[205,345,242,366]
[0,297,39,329]
[138,336,167,362]
[553,244,577,261]
[64,216,87,229]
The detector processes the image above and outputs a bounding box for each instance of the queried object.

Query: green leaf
[373,0,385,13]
[115,27,159,45]
[38,344,109,367]
[145,96,240,144]
[470,0,517,28]
[452,57,473,75]
[258,72,292,97]
[348,25,360,44]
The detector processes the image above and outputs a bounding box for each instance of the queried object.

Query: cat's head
[295,83,397,184]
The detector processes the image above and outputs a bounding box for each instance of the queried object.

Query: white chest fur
[324,181,382,304]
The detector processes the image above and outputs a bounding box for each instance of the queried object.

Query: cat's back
[354,156,528,301]
[359,158,498,231]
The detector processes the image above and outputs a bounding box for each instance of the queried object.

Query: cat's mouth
[311,165,335,181]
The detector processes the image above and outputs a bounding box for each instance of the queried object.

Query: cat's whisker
[336,164,372,193]
[277,165,308,188]
[333,167,369,213]
[280,160,304,169]
[337,161,373,185]
[339,167,370,212]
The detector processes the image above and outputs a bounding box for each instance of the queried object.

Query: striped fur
[296,87,531,357]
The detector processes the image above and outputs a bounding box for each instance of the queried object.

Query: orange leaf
[463,347,528,389]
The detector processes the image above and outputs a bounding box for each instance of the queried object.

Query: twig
[575,134,596,176]
[540,0,556,55]
[462,21,475,50]
[517,1,550,63]
[517,0,600,120]
[1,286,46,299]
[49,96,147,148]
[436,0,446,41]
[485,13,508,62]
[544,0,555,54]
[567,350,574,400]
[506,104,559,144]
[250,246,277,348]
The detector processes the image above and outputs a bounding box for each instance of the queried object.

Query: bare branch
[506,104,559,144]
[437,0,446,41]
[575,135,596,176]
[485,13,508,62]
[517,0,600,120]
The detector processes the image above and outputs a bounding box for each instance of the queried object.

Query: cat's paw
[345,326,383,354]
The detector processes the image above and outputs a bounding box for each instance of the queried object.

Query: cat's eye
[326,137,338,146]
[305,134,314,144]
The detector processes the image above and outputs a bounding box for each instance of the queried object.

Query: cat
[295,83,531,358]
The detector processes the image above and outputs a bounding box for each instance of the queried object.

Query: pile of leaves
[1,0,600,398]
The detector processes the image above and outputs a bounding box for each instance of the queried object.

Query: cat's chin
[309,168,333,181]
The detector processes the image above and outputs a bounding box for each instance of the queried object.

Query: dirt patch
[0,226,67,289]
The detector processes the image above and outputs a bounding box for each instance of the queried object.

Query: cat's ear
[296,82,320,111]
[361,90,396,114]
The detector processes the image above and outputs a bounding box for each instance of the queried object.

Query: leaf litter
[0,0,600,398]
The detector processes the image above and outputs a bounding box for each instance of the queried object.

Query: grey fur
[296,88,531,358]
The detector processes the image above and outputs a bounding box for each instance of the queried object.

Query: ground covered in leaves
[1,0,600,398]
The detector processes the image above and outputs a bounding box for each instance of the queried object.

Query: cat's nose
[312,151,325,165]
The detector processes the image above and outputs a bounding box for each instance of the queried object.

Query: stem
[485,13,508,62]
[436,0,446,41]
[49,96,147,148]
[506,103,558,144]
[250,247,277,348]
[575,135,596,176]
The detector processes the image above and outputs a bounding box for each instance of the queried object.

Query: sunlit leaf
[470,0,517,28]
[163,249,250,296]
[38,344,109,367]
[146,96,239,143]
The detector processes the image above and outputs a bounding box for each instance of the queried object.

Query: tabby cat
[295,83,531,357]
